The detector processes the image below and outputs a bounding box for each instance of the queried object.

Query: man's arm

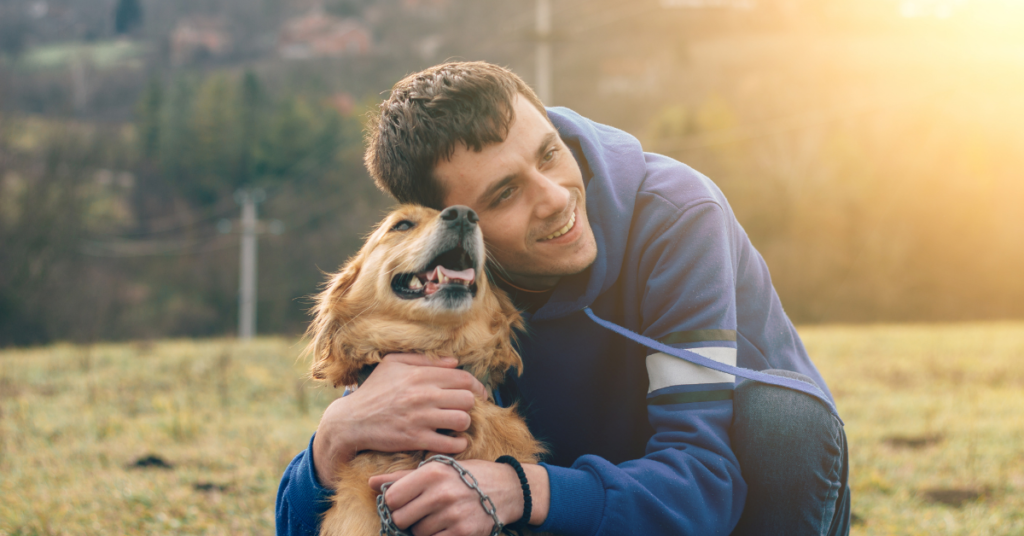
[368,459,550,534]
[533,198,748,536]
[276,435,335,536]
[275,353,488,533]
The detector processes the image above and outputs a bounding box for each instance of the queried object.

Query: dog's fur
[306,204,545,535]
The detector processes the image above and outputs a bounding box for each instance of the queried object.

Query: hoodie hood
[530,107,648,321]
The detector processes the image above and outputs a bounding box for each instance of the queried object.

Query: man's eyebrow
[476,131,560,206]
[535,131,558,161]
[477,174,516,206]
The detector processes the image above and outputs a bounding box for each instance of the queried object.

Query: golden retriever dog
[306,204,545,535]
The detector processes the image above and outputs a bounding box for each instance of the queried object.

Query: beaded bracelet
[495,455,532,533]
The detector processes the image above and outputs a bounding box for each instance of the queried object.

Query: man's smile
[541,211,576,241]
[539,202,578,242]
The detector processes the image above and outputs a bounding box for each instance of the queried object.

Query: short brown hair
[364,61,546,209]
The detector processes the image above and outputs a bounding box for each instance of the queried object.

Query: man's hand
[312,353,488,488]
[368,460,550,536]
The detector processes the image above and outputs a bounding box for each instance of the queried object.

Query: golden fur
[306,205,545,535]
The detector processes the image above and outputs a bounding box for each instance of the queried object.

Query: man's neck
[494,270,559,293]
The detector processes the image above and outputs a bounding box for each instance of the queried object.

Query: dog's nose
[440,206,478,225]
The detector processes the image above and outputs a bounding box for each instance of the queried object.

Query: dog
[306,204,545,535]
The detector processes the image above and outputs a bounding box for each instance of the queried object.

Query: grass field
[1,323,1023,535]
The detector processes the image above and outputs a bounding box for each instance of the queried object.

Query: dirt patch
[921,487,987,507]
[128,454,174,470]
[193,482,230,492]
[884,433,944,449]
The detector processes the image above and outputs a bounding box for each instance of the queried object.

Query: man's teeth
[408,276,423,290]
[543,212,576,241]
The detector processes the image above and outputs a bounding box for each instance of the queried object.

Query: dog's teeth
[408,277,423,290]
[439,272,448,284]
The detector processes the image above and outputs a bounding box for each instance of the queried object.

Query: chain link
[377,455,505,536]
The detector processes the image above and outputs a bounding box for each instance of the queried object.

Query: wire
[110,205,238,238]
[79,230,231,258]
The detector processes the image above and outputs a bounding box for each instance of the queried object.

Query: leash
[377,455,504,536]
[582,307,843,424]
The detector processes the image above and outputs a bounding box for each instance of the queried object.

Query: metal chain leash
[377,455,505,536]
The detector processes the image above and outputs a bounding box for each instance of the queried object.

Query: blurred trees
[0,124,134,345]
[114,0,144,35]
[3,0,1024,346]
[136,71,345,205]
[0,70,386,346]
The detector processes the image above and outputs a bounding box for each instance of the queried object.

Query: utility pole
[234,188,265,340]
[535,0,553,104]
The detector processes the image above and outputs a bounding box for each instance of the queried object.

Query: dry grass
[804,322,1024,535]
[0,338,342,535]
[1,323,1023,534]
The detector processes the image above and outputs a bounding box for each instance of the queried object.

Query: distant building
[660,0,756,8]
[170,16,231,65]
[278,10,372,59]
[402,0,451,9]
[326,92,355,116]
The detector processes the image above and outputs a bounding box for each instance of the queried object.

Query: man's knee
[733,370,836,442]
[730,370,849,536]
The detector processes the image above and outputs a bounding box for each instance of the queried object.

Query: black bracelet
[495,455,532,532]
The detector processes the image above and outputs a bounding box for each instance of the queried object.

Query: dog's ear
[306,256,365,387]
[487,285,526,384]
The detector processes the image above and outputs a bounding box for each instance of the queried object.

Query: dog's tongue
[438,266,475,282]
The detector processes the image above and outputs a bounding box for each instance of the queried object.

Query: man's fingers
[369,469,414,492]
[436,389,476,412]
[378,355,487,400]
[383,353,458,368]
[432,368,488,400]
[429,409,472,433]
[420,432,469,454]
[390,495,440,531]
[406,509,455,536]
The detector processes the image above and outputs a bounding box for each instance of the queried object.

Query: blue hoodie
[275,107,834,536]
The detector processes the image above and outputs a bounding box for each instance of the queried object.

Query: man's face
[435,94,598,289]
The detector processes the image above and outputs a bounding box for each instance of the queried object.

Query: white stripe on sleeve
[646,347,737,393]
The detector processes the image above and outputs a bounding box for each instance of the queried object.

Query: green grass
[1,323,1023,534]
[19,40,148,71]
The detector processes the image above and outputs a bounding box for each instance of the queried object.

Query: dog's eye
[391,220,416,232]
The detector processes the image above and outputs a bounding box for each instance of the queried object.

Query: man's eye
[543,148,557,162]
[498,187,516,201]
[391,220,415,232]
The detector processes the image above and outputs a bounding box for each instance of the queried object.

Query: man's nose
[440,205,479,232]
[532,173,570,220]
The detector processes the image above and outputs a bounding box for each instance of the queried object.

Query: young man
[277,62,851,536]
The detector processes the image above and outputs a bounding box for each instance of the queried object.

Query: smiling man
[277,62,851,536]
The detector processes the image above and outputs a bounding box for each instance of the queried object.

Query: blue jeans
[730,370,851,536]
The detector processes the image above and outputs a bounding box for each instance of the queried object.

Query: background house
[278,10,371,59]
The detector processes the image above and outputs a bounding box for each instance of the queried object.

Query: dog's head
[306,204,524,389]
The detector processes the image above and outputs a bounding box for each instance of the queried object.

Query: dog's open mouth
[391,246,478,300]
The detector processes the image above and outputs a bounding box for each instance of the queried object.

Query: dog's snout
[440,206,478,226]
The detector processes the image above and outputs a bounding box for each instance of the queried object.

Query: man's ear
[306,257,364,387]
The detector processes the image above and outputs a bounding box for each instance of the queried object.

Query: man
[277,62,850,536]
